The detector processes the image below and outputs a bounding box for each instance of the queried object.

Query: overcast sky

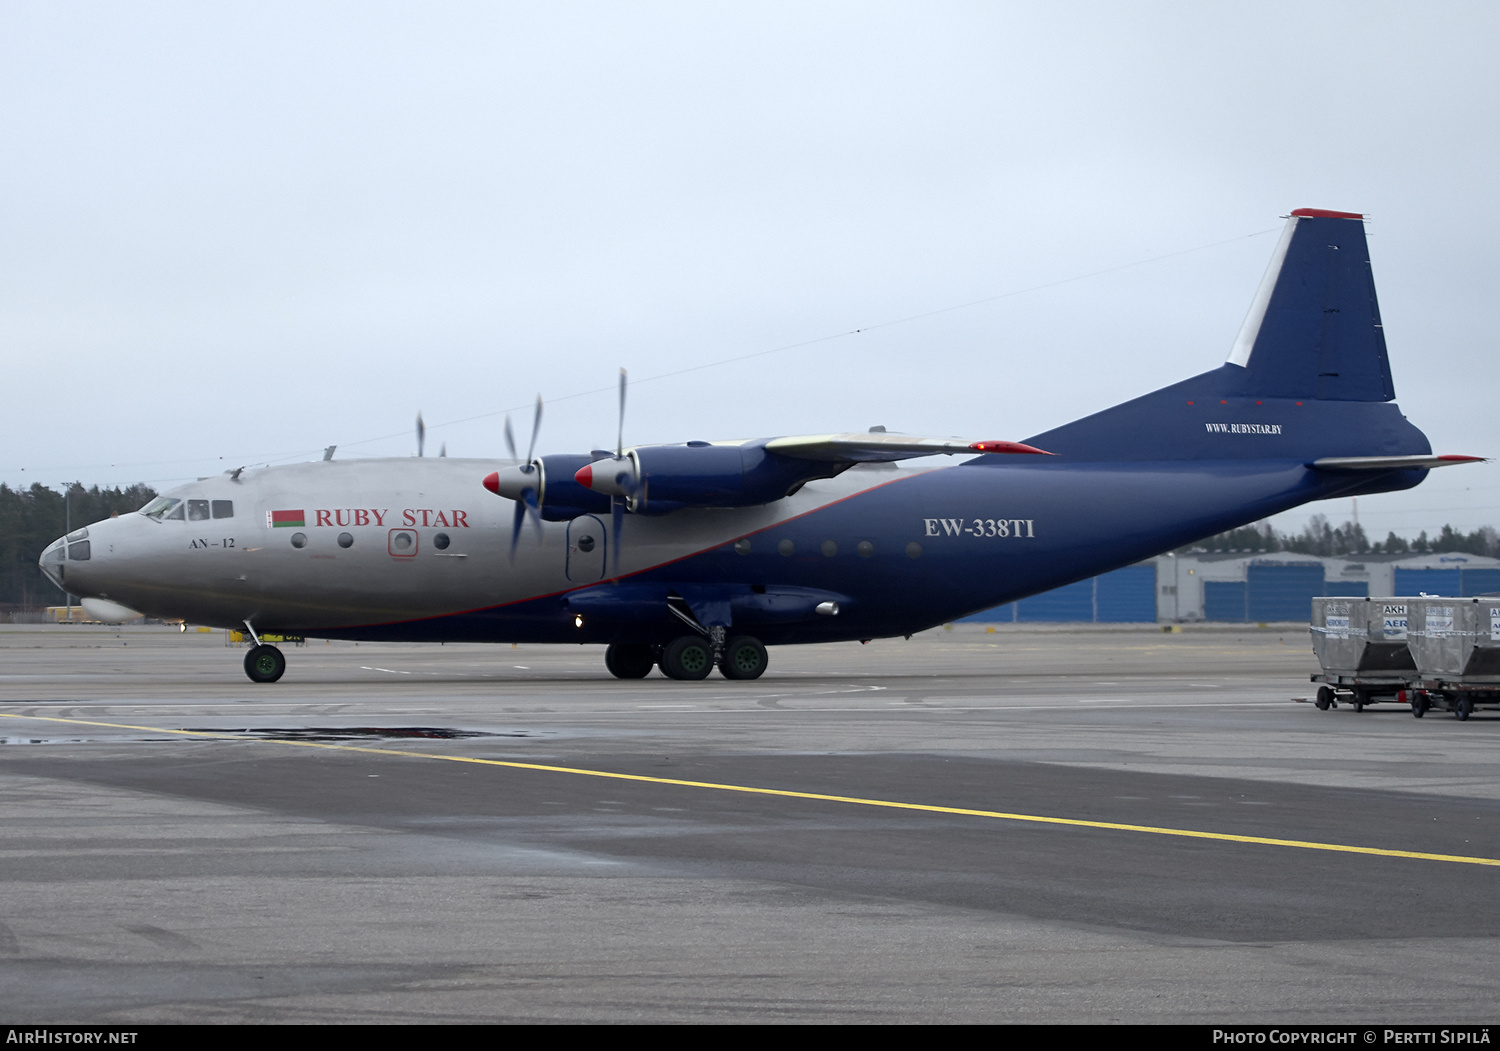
[3,2,1497,539]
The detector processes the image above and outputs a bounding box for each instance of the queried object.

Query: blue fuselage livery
[41,209,1480,683]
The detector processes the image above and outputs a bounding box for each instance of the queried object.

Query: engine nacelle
[574,443,840,513]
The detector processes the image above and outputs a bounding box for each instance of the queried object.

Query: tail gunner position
[41,210,1481,683]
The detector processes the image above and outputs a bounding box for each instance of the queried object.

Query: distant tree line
[1182,514,1500,559]
[0,483,156,609]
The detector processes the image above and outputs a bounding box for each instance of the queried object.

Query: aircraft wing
[762,433,1052,463]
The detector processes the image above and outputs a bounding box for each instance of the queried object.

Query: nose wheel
[244,644,286,683]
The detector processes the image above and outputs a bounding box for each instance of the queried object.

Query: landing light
[575,615,584,628]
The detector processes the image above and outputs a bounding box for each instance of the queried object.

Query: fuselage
[43,451,1414,646]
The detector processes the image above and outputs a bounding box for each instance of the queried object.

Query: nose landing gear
[244,644,286,683]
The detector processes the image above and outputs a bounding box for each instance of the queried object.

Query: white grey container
[1309,596,1419,681]
[1406,598,1500,683]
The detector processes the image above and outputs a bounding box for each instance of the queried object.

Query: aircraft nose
[38,536,66,590]
[38,526,103,595]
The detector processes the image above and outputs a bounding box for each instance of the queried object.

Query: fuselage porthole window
[433,532,450,550]
[290,532,307,549]
[338,532,354,549]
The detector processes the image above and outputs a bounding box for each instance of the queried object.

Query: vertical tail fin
[1226,209,1394,402]
[1021,209,1427,462]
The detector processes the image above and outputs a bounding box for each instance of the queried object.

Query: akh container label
[1382,604,1408,639]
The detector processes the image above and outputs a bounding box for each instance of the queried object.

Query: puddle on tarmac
[180,726,521,741]
[0,726,529,745]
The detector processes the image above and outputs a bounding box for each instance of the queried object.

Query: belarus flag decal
[268,509,306,528]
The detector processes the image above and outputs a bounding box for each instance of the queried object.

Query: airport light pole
[61,483,71,620]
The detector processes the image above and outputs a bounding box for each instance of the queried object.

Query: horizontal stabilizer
[1310,454,1485,471]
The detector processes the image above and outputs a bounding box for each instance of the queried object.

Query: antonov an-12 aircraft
[41,209,1480,683]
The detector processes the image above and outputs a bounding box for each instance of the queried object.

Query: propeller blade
[509,499,526,562]
[503,415,518,462]
[439,442,446,458]
[507,487,543,562]
[526,395,543,465]
[416,412,426,458]
[617,368,627,460]
[611,497,624,575]
[524,486,542,539]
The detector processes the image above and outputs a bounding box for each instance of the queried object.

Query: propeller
[611,369,628,574]
[490,395,545,560]
[416,412,425,458]
[569,369,639,575]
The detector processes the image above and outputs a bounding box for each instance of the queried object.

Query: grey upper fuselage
[47,456,961,639]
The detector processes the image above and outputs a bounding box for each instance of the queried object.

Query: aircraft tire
[244,644,286,684]
[605,643,655,679]
[661,636,713,681]
[719,636,768,680]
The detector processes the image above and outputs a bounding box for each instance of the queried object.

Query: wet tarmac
[1,622,1496,1023]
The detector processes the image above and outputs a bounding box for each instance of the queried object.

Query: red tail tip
[1289,208,1365,219]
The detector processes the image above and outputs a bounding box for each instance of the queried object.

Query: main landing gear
[604,642,656,679]
[244,644,286,684]
[604,636,769,681]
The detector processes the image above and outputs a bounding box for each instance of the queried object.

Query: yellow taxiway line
[5,711,1498,869]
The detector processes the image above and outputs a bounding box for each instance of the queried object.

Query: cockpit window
[140,497,184,521]
[212,500,234,519]
[188,499,210,521]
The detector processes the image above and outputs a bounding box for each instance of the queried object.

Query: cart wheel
[1455,697,1472,721]
[1411,694,1428,718]
[1315,686,1332,711]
